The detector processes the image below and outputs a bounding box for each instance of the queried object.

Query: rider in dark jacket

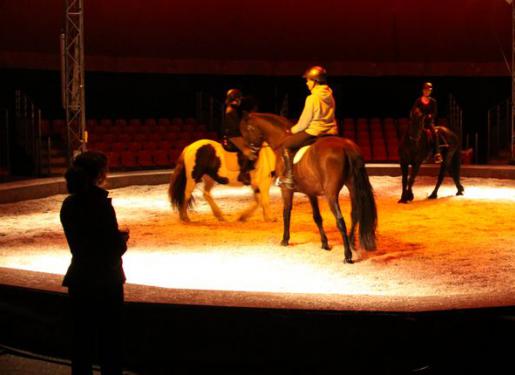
[410,82,443,164]
[222,89,257,185]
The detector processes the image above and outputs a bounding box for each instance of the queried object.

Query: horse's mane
[250,112,292,130]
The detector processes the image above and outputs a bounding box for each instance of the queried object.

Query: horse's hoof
[398,199,408,204]
[407,194,414,202]
[280,240,289,247]
[264,217,278,223]
[344,258,354,264]
[428,193,437,200]
[321,243,331,251]
[237,216,247,222]
[456,190,464,196]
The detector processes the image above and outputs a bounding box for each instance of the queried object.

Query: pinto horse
[398,116,464,203]
[168,139,276,222]
[241,113,377,264]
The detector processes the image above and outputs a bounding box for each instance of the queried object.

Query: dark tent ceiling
[0,0,512,76]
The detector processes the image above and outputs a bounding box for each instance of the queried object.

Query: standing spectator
[60,151,129,375]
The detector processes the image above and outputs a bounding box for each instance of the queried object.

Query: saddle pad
[293,145,311,164]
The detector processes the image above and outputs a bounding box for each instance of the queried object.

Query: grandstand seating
[44,116,429,169]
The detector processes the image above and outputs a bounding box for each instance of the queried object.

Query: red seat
[197,124,207,131]
[184,117,197,125]
[86,119,97,132]
[152,150,169,167]
[171,117,183,126]
[89,142,109,152]
[158,140,172,150]
[158,118,171,127]
[142,141,157,150]
[127,142,141,151]
[373,145,387,161]
[137,150,154,167]
[114,119,127,127]
[156,125,167,134]
[125,125,138,134]
[87,133,100,143]
[95,126,108,134]
[102,134,114,143]
[119,134,131,143]
[144,118,157,127]
[164,131,179,142]
[173,140,190,150]
[111,142,125,152]
[133,134,147,143]
[147,133,161,142]
[169,149,182,165]
[106,151,121,169]
[120,151,138,168]
[109,125,122,134]
[99,119,112,128]
[129,119,142,127]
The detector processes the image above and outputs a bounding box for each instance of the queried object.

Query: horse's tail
[346,149,377,251]
[168,151,194,210]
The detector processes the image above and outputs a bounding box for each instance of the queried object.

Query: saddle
[424,127,449,148]
[221,136,240,153]
[291,136,328,164]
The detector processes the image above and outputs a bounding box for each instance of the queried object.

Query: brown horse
[241,113,377,264]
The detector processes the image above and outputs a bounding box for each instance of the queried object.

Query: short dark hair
[65,151,108,194]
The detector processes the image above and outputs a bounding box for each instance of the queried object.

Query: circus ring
[1,164,515,373]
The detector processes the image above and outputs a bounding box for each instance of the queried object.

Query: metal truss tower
[63,0,86,165]
[512,0,515,162]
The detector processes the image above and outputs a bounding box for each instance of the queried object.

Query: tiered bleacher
[42,117,217,170]
[39,116,455,170]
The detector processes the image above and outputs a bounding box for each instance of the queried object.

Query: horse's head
[240,112,266,150]
[240,112,291,150]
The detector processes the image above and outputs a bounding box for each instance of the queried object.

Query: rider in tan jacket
[279,66,338,189]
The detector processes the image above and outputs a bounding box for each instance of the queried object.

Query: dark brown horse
[398,116,464,203]
[241,113,377,264]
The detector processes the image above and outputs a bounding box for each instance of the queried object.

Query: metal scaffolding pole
[512,0,515,162]
[63,0,86,165]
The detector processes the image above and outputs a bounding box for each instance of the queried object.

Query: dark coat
[410,97,437,128]
[223,106,242,138]
[60,185,127,289]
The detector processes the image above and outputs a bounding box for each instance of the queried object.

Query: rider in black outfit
[222,89,257,185]
[410,82,443,164]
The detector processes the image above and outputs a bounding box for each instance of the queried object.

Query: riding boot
[237,152,251,185]
[279,148,295,190]
[433,127,443,164]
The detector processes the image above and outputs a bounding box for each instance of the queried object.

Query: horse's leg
[257,182,275,222]
[179,178,196,222]
[238,186,259,222]
[280,187,294,246]
[450,151,465,196]
[406,162,420,202]
[202,177,225,221]
[398,162,410,203]
[428,150,452,199]
[326,195,353,264]
[308,195,330,251]
[346,184,358,251]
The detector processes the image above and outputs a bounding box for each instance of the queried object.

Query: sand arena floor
[0,176,514,310]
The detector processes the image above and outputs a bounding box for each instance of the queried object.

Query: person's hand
[119,226,130,242]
